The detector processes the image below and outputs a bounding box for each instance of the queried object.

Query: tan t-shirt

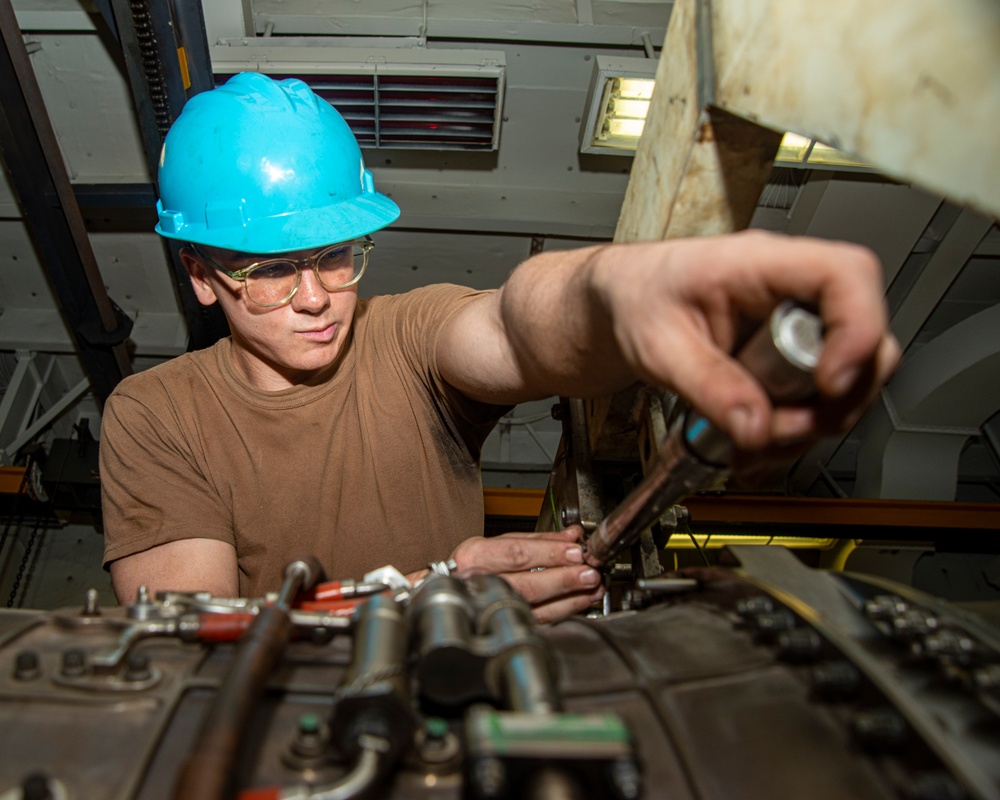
[100,284,510,597]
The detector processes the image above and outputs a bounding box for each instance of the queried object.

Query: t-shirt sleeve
[367,284,514,459]
[100,377,236,569]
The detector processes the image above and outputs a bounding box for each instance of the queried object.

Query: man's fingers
[502,564,602,606]
[453,532,585,575]
[531,586,606,625]
[656,331,773,450]
[446,530,604,625]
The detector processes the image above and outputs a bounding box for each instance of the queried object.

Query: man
[100,73,899,622]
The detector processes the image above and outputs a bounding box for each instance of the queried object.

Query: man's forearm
[496,244,638,399]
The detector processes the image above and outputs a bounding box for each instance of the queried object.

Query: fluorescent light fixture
[775,132,869,169]
[581,60,871,170]
[580,56,657,155]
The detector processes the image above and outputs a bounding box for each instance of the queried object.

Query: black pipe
[172,558,324,800]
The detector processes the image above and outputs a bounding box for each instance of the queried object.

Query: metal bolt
[14,650,41,681]
[776,627,822,663]
[128,585,155,621]
[61,648,87,677]
[425,717,449,741]
[851,708,908,752]
[299,713,320,734]
[892,608,938,640]
[903,772,967,800]
[82,588,101,616]
[416,718,461,767]
[610,758,642,800]
[752,609,797,640]
[736,595,774,619]
[970,663,1000,690]
[922,629,979,662]
[810,660,861,702]
[290,713,329,759]
[864,594,908,621]
[124,652,151,682]
[472,757,506,799]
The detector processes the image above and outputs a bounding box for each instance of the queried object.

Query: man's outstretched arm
[435,230,901,621]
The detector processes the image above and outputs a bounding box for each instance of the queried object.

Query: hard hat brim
[157,192,400,255]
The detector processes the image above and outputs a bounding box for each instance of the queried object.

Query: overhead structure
[549,0,1000,541]
[0,0,132,408]
[618,0,1000,245]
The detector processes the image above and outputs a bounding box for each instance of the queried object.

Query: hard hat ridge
[223,72,320,115]
[154,72,399,254]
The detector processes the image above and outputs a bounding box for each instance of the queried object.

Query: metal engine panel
[1,547,998,800]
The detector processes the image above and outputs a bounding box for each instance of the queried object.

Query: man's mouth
[297,323,337,342]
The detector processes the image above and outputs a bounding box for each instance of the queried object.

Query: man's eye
[319,247,351,267]
[251,262,296,280]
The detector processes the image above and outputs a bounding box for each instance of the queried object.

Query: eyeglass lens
[244,244,365,305]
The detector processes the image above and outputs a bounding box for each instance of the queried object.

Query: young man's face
[182,244,361,391]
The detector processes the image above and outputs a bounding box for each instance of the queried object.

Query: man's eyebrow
[212,250,263,268]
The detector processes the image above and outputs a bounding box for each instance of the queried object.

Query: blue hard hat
[155,72,400,254]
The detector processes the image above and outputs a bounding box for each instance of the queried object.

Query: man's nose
[290,266,331,312]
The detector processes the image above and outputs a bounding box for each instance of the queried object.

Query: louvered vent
[213,50,505,151]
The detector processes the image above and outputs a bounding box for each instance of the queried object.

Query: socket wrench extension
[583,302,823,568]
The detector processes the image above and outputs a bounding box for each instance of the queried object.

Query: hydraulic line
[238,735,386,800]
[172,557,325,800]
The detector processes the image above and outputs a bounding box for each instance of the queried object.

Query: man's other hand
[443,526,604,624]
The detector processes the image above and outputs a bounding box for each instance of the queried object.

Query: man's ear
[179,247,220,307]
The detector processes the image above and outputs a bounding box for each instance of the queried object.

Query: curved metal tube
[172,559,323,800]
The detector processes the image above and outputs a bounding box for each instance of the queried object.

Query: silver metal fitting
[427,558,459,576]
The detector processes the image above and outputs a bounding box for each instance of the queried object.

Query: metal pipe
[641,32,656,59]
[585,302,822,567]
[249,735,385,800]
[172,558,324,800]
[473,576,561,714]
[408,575,479,704]
[327,593,415,771]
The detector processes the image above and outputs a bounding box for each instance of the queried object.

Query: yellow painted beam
[483,487,544,518]
[486,487,1000,530]
[0,466,27,495]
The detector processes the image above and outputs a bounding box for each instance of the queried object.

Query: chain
[7,522,42,608]
[19,525,46,608]
[0,459,31,559]
[129,0,172,137]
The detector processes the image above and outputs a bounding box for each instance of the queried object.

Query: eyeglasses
[191,238,374,308]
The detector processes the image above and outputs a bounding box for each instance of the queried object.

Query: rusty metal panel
[619,0,1000,244]
[711,0,1000,221]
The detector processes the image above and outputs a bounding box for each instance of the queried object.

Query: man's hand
[439,526,604,624]
[592,231,901,456]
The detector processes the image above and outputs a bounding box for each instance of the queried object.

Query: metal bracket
[695,0,715,109]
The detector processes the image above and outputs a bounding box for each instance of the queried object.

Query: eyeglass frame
[188,237,374,308]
